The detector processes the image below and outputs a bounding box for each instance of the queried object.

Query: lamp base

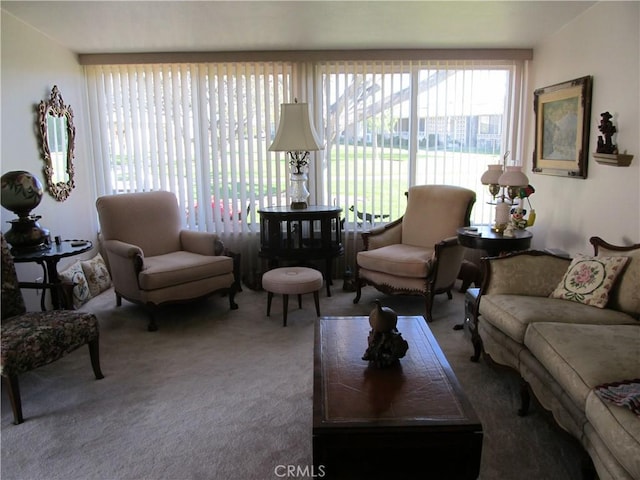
[5,216,50,253]
[290,172,309,210]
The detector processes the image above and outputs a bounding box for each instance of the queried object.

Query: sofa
[471,236,640,480]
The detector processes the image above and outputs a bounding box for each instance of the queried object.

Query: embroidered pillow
[550,254,629,308]
[59,260,92,309]
[81,253,112,297]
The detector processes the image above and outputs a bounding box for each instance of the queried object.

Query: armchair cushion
[402,185,474,248]
[357,244,434,278]
[139,252,233,290]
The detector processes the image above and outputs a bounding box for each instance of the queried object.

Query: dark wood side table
[12,240,93,310]
[456,225,532,257]
[258,206,343,296]
[313,316,483,479]
[455,226,533,360]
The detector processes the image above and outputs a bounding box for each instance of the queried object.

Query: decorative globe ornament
[1,171,49,252]
[1,171,44,217]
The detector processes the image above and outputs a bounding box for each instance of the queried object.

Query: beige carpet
[1,281,586,479]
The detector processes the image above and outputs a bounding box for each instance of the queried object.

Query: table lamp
[269,99,322,209]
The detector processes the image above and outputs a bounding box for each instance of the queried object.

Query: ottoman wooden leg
[313,291,320,316]
[282,294,289,327]
[298,294,302,309]
[267,292,273,316]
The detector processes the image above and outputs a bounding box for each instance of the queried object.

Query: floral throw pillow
[81,253,112,297]
[59,260,92,309]
[550,254,630,308]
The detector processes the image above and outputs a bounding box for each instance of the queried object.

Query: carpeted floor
[1,281,587,479]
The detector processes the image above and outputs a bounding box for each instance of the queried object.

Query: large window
[86,56,524,273]
[316,60,521,231]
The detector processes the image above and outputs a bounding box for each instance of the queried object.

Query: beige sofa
[473,237,640,480]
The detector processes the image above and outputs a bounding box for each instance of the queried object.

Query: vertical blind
[315,59,522,262]
[86,58,523,278]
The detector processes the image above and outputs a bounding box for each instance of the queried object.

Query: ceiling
[2,1,597,54]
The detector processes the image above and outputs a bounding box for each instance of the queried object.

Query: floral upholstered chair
[0,234,104,424]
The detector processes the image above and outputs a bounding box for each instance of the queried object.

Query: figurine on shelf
[597,111,618,154]
[362,300,409,368]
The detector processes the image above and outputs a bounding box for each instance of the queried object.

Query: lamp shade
[269,102,321,152]
[498,166,529,187]
[480,164,503,185]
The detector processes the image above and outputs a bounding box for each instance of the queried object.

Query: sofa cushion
[357,244,434,278]
[524,323,640,409]
[586,390,640,479]
[550,254,629,308]
[596,245,640,318]
[479,294,637,344]
[139,252,233,290]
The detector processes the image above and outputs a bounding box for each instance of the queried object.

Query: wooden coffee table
[313,316,483,479]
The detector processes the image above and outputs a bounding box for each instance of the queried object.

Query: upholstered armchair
[1,234,104,424]
[96,191,240,331]
[354,185,476,322]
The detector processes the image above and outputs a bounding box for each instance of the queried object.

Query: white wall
[523,1,640,254]
[1,11,98,309]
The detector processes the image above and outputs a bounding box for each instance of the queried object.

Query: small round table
[12,240,93,309]
[456,226,532,257]
[454,226,532,334]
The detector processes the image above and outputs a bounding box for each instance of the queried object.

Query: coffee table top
[313,316,481,431]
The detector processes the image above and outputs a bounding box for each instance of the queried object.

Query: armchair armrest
[180,230,224,256]
[362,217,403,250]
[481,250,571,297]
[430,236,466,290]
[102,239,145,297]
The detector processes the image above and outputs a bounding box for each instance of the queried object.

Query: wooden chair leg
[424,293,434,322]
[282,294,289,327]
[3,375,24,425]
[88,339,105,380]
[313,291,321,316]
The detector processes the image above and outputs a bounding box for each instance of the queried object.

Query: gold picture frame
[532,76,592,178]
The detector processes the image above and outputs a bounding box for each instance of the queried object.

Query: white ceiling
[2,0,597,54]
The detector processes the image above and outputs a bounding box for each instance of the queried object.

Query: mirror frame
[37,85,76,202]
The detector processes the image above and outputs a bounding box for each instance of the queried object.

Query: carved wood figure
[596,111,617,154]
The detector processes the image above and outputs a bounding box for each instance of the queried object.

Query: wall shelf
[593,152,634,167]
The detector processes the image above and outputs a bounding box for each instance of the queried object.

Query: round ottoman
[262,267,323,326]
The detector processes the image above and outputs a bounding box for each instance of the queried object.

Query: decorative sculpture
[596,111,617,154]
[362,300,409,368]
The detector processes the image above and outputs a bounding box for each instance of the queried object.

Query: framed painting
[532,76,592,178]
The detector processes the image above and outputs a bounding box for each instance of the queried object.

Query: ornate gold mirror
[37,85,76,201]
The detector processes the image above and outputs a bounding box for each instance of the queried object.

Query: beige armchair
[354,185,476,322]
[96,191,239,331]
